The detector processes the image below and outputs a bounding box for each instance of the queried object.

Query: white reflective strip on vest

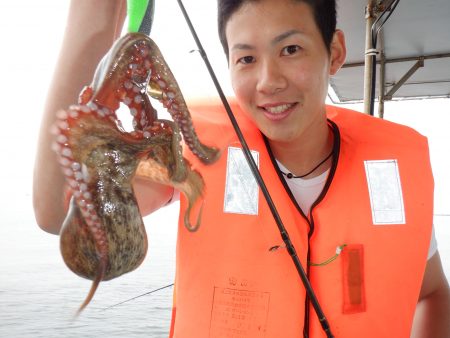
[364,159,406,225]
[223,147,259,215]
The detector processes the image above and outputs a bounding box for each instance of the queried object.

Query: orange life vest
[170,100,433,338]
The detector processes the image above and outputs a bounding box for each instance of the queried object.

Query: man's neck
[269,119,333,179]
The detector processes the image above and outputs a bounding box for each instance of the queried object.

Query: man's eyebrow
[272,29,303,45]
[230,30,303,52]
[230,43,254,52]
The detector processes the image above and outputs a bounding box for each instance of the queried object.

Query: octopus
[51,32,219,315]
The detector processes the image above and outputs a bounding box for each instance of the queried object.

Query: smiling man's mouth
[261,103,296,114]
[259,103,297,121]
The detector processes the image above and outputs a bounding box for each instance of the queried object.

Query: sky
[0,0,448,245]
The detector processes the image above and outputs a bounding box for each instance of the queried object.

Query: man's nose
[256,59,287,95]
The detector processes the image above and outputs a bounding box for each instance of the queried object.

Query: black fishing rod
[175,1,333,337]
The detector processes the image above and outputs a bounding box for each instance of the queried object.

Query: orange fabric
[169,101,433,338]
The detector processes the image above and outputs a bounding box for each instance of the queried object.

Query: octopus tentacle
[135,156,204,231]
[143,38,220,164]
[54,32,217,314]
[53,107,111,264]
[53,102,166,269]
[53,103,170,314]
[89,33,219,163]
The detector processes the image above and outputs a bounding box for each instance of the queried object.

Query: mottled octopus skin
[53,33,218,314]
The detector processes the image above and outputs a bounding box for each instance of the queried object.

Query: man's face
[226,0,345,145]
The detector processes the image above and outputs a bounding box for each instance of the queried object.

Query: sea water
[0,168,178,338]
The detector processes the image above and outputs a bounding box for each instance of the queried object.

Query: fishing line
[175,1,334,337]
[103,283,174,310]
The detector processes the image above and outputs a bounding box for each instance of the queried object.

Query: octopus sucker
[54,32,219,314]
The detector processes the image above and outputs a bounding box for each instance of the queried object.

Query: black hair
[217,0,337,59]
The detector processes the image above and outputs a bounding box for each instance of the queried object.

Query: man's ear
[329,29,347,75]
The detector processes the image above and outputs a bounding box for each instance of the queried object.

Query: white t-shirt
[277,161,438,259]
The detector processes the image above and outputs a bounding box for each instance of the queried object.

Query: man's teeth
[264,103,293,114]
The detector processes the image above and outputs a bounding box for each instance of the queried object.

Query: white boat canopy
[329,0,450,116]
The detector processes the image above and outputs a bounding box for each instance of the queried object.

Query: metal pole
[364,0,377,115]
[378,33,386,119]
[384,59,424,100]
[378,51,386,118]
[343,52,450,68]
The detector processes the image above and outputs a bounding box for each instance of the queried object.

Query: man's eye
[281,45,301,56]
[237,56,255,64]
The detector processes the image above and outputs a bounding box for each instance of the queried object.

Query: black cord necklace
[281,149,333,179]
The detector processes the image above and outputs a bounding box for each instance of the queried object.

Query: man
[34,0,449,336]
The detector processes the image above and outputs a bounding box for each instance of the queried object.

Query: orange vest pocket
[342,244,366,314]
